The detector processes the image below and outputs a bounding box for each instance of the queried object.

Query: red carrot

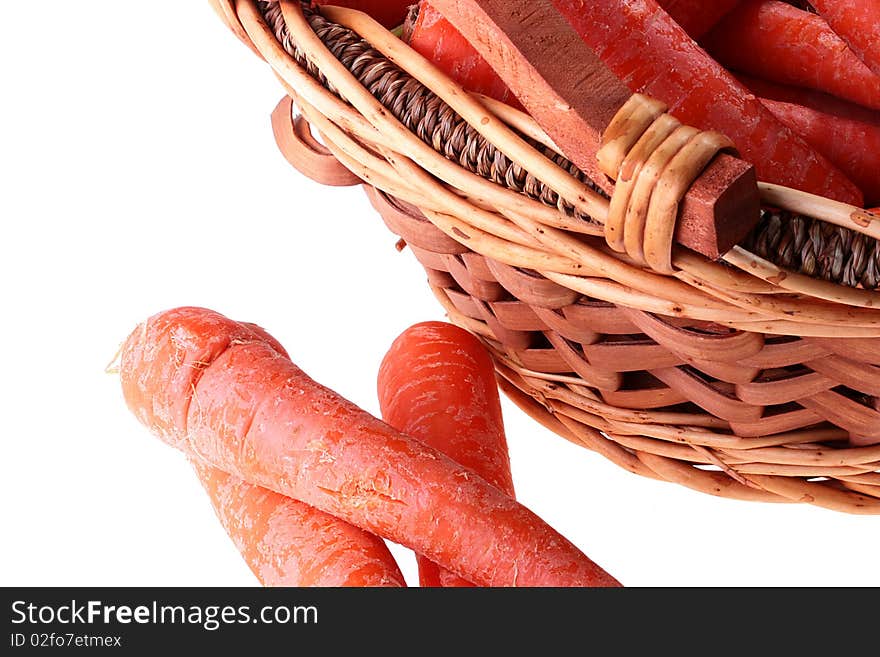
[702,1,880,111]
[316,0,411,29]
[405,3,522,108]
[758,97,880,205]
[120,307,621,587]
[550,0,863,205]
[377,321,515,587]
[734,73,880,127]
[657,0,743,39]
[809,0,880,77]
[191,459,406,586]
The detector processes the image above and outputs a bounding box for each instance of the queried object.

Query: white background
[3,2,878,587]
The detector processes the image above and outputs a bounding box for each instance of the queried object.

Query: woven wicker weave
[210,0,880,513]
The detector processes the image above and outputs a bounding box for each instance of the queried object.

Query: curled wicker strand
[260,1,880,289]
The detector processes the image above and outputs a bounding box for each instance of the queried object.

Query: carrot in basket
[119,307,621,588]
[191,459,405,586]
[657,0,743,39]
[404,2,521,108]
[809,0,880,77]
[407,0,862,204]
[316,1,411,29]
[550,0,863,205]
[377,321,515,587]
[702,0,880,111]
[404,1,741,102]
[757,97,880,206]
[734,73,880,127]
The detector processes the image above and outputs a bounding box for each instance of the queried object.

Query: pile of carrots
[119,307,620,587]
[405,0,880,205]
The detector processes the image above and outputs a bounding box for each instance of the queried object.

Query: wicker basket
[209,0,880,513]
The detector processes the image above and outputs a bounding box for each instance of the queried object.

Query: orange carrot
[757,96,880,205]
[703,0,880,111]
[143,320,405,587]
[550,0,863,205]
[809,0,880,77]
[405,0,863,204]
[377,321,514,587]
[657,0,743,38]
[734,73,880,127]
[191,459,405,586]
[120,307,621,588]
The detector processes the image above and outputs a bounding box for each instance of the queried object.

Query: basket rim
[235,1,880,329]
[210,0,880,513]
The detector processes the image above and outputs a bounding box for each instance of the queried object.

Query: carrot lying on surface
[377,321,515,588]
[154,320,405,587]
[702,0,880,111]
[120,307,621,588]
[757,97,880,205]
[809,0,880,77]
[192,459,405,587]
[549,0,863,205]
[657,0,743,39]
[734,73,880,127]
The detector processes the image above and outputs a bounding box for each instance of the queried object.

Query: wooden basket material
[211,0,880,513]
